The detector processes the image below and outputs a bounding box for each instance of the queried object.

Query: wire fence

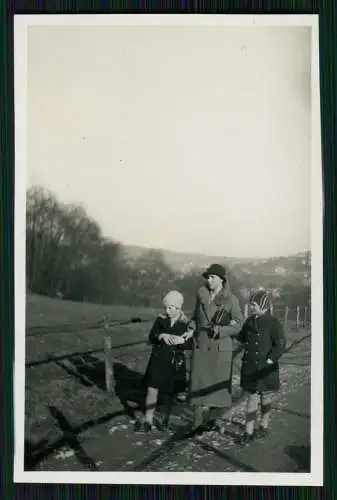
[243,303,310,331]
[103,303,311,394]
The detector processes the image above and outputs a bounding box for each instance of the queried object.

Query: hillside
[123,244,311,284]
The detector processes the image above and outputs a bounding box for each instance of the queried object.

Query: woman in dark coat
[236,289,286,445]
[135,290,192,432]
[182,264,244,432]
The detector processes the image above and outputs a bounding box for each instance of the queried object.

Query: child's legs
[161,392,174,422]
[245,392,259,434]
[260,391,273,429]
[144,386,159,423]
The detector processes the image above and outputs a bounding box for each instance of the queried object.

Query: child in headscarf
[236,289,286,445]
[134,290,192,432]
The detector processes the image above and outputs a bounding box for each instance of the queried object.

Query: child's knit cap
[163,290,184,309]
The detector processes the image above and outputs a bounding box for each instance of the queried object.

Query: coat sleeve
[268,317,287,363]
[186,293,200,334]
[148,317,163,345]
[236,319,248,344]
[218,295,244,339]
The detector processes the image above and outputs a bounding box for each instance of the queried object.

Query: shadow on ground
[284,444,311,472]
[113,361,145,419]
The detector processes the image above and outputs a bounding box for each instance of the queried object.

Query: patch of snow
[55,448,75,460]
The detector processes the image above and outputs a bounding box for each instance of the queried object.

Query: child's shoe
[236,431,255,446]
[176,392,187,403]
[157,418,169,432]
[134,419,142,432]
[255,426,269,439]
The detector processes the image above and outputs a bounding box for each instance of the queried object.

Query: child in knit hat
[235,289,286,445]
[134,290,193,433]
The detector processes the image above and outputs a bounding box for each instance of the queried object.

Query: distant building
[275,265,286,275]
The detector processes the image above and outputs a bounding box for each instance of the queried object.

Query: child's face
[250,301,267,316]
[165,305,180,320]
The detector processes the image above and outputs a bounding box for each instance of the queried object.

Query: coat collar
[199,284,230,307]
[158,311,188,325]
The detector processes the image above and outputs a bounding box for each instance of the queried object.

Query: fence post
[296,305,300,330]
[103,314,114,393]
[270,303,274,316]
[304,305,308,329]
[284,306,289,330]
[244,303,249,319]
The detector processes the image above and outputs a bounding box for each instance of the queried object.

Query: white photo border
[14,13,323,486]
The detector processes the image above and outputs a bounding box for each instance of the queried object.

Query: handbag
[207,307,233,340]
[171,350,186,375]
[212,307,232,326]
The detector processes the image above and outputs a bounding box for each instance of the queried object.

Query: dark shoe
[157,419,169,432]
[143,421,153,433]
[134,420,142,432]
[204,419,217,432]
[236,432,255,446]
[194,425,208,436]
[255,426,269,439]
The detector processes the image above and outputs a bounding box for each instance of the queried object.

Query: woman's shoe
[143,421,153,433]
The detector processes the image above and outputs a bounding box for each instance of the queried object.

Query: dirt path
[28,333,310,473]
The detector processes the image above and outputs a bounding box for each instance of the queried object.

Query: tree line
[26,186,310,312]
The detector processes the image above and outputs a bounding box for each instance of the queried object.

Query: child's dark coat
[237,313,286,393]
[143,313,192,394]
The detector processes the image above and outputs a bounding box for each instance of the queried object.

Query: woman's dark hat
[202,263,227,281]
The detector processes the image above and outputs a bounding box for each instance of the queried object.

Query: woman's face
[207,274,223,291]
[165,305,180,320]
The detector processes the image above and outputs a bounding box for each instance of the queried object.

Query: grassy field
[27,294,161,328]
[24,294,310,471]
[25,296,158,468]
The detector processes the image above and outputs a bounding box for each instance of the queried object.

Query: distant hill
[123,244,253,270]
[122,244,311,287]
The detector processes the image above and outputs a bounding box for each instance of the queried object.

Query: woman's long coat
[188,284,243,408]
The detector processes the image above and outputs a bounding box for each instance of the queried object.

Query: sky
[26,24,312,258]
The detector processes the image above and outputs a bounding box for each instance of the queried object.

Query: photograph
[14,14,323,486]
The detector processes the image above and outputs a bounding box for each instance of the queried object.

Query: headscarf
[250,289,272,311]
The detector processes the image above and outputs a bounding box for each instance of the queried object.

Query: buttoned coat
[143,313,192,394]
[188,284,244,408]
[237,313,286,393]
